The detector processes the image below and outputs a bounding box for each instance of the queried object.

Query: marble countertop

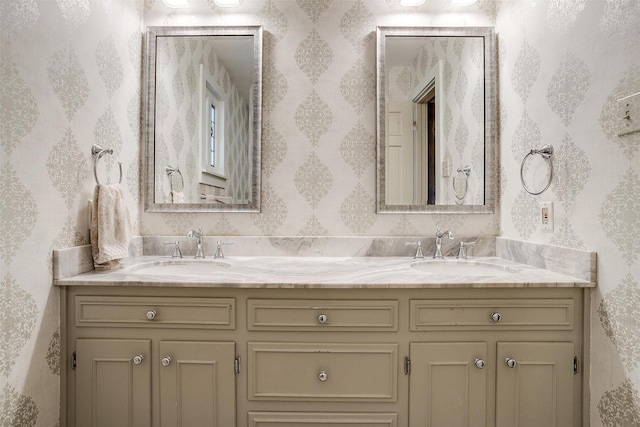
[54,255,595,289]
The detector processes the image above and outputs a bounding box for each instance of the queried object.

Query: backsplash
[1,0,639,426]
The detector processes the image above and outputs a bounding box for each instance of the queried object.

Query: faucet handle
[163,241,183,258]
[404,241,424,259]
[214,241,234,259]
[456,240,477,259]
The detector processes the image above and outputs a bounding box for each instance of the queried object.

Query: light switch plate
[617,92,640,136]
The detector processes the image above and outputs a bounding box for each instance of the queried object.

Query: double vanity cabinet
[56,254,592,427]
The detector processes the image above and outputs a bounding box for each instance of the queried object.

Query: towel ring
[92,144,122,185]
[453,166,471,203]
[520,144,553,195]
[166,165,184,193]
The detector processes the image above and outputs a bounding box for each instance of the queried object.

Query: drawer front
[410,299,574,330]
[248,412,398,426]
[75,296,235,329]
[248,342,398,402]
[247,299,398,331]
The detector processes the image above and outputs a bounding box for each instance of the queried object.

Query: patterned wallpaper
[0,0,639,426]
[154,36,251,204]
[496,0,640,425]
[1,0,144,424]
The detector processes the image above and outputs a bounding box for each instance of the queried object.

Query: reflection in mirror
[144,26,262,212]
[376,27,496,213]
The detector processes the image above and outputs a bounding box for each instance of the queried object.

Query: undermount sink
[127,260,231,277]
[241,257,366,276]
[410,259,520,277]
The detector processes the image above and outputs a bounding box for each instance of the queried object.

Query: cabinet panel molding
[410,298,574,330]
[75,338,151,427]
[248,412,398,426]
[75,296,235,329]
[248,298,398,331]
[409,342,488,427]
[496,341,574,427]
[248,342,398,402]
[159,341,236,427]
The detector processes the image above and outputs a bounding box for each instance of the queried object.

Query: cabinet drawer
[248,412,398,426]
[248,342,398,402]
[75,296,235,329]
[247,299,398,331]
[410,299,574,330]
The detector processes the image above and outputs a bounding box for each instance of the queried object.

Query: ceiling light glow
[214,0,240,7]
[162,0,189,8]
[451,0,477,6]
[400,0,426,6]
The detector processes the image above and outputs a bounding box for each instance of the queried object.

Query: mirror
[376,27,496,213]
[144,26,262,212]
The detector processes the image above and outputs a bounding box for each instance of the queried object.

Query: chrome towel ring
[91,144,122,185]
[453,165,471,203]
[520,144,553,195]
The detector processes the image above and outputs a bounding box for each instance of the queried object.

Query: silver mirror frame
[144,26,263,212]
[376,26,497,214]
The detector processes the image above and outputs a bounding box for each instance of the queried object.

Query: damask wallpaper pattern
[1,0,639,426]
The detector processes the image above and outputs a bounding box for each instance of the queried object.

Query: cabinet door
[75,338,151,427]
[409,342,487,427]
[159,341,236,427]
[496,342,574,427]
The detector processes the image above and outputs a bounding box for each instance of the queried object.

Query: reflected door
[386,100,414,205]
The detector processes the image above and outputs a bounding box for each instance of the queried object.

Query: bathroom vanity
[55,240,595,427]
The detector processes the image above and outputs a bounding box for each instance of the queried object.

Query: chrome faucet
[457,240,477,259]
[163,240,183,258]
[187,227,205,258]
[404,241,425,259]
[434,228,454,259]
[213,241,233,259]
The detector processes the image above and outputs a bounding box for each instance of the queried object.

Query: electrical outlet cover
[540,201,554,232]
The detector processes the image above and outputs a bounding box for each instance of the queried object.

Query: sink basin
[127,260,231,277]
[242,257,365,276]
[410,260,519,277]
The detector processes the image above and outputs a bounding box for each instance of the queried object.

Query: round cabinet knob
[474,358,486,369]
[133,354,144,365]
[161,356,172,367]
[146,310,157,320]
[317,314,328,324]
[318,371,328,382]
[505,357,518,368]
[490,312,502,322]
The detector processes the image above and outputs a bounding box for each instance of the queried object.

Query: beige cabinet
[75,338,152,427]
[159,341,236,426]
[408,297,580,427]
[409,342,488,427]
[62,287,585,427]
[496,341,575,427]
[67,294,237,427]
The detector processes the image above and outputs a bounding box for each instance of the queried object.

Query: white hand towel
[171,190,185,203]
[90,184,132,270]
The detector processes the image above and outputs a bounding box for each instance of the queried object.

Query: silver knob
[161,356,172,367]
[474,358,486,369]
[318,371,328,382]
[317,314,328,324]
[146,310,157,320]
[491,312,502,322]
[505,357,517,368]
[133,354,144,365]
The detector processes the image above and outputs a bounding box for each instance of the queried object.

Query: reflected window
[202,78,225,180]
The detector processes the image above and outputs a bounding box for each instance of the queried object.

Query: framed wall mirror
[376,27,496,213]
[144,26,262,212]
